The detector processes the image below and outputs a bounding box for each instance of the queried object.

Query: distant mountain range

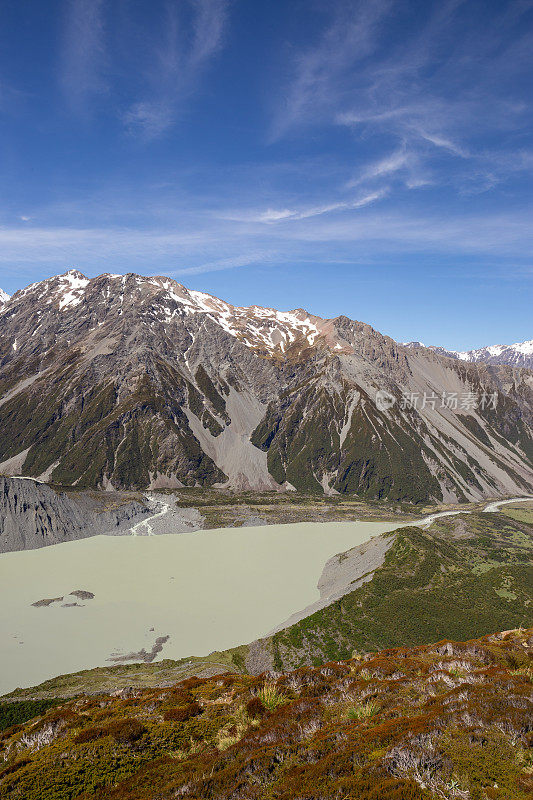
[0,270,531,502]
[404,339,533,369]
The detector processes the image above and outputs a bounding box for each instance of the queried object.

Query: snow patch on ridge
[404,338,533,368]
[58,271,90,310]
[148,278,326,353]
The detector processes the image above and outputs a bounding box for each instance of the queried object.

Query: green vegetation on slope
[251,385,446,501]
[267,512,533,670]
[0,700,58,732]
[0,361,229,490]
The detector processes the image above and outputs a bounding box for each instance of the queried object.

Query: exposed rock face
[0,476,147,552]
[0,270,531,502]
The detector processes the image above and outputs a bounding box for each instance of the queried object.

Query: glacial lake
[0,520,401,695]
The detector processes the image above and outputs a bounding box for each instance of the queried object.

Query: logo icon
[375,390,396,411]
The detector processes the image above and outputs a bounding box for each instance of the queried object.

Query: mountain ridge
[3,272,531,367]
[404,338,533,369]
[0,270,531,502]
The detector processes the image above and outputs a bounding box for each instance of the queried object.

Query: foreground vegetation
[0,628,531,799]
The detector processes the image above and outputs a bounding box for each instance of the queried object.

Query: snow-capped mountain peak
[9,271,340,356]
[404,339,533,369]
[512,339,533,355]
[0,289,10,306]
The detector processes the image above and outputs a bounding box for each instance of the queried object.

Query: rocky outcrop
[0,476,148,553]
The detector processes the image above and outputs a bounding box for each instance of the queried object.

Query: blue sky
[0,0,531,349]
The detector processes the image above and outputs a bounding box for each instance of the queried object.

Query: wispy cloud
[272,0,532,199]
[167,251,274,278]
[0,202,531,282]
[60,0,106,114]
[347,149,422,189]
[270,0,391,140]
[228,190,386,224]
[124,0,229,139]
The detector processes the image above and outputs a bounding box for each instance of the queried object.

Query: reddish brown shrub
[163,702,203,723]
[73,726,106,744]
[319,662,351,678]
[167,689,193,705]
[106,717,146,744]
[180,677,204,691]
[342,775,426,799]
[246,697,266,718]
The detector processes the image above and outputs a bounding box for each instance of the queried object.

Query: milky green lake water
[0,520,400,695]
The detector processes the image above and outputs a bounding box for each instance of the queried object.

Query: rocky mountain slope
[405,339,533,369]
[0,476,148,553]
[1,628,531,800]
[0,270,532,503]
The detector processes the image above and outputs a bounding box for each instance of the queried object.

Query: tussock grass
[347,700,379,720]
[257,682,288,711]
[510,665,533,679]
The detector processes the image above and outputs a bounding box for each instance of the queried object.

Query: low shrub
[441,728,525,794]
[337,774,427,799]
[180,677,204,691]
[246,697,266,719]
[106,717,146,744]
[73,726,106,744]
[0,757,31,781]
[163,702,203,723]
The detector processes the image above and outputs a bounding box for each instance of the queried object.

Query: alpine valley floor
[0,517,405,695]
[2,497,531,700]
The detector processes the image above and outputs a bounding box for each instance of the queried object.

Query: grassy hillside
[264,512,533,670]
[0,629,531,799]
